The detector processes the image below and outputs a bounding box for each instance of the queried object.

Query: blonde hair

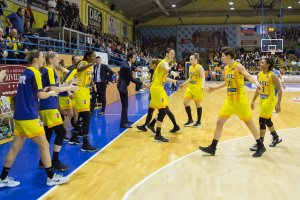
[192,53,199,61]
[45,51,57,65]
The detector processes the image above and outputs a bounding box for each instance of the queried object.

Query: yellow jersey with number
[257,71,275,99]
[152,59,168,87]
[224,61,245,100]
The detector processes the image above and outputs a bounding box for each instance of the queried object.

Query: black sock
[185,106,193,121]
[166,109,177,127]
[52,151,59,162]
[256,139,263,146]
[144,113,153,126]
[149,119,156,127]
[210,139,218,149]
[260,137,264,142]
[270,131,279,139]
[71,117,76,128]
[0,167,10,180]
[83,136,89,145]
[197,107,202,123]
[156,127,161,137]
[45,167,54,179]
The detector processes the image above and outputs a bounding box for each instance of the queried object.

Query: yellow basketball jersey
[152,59,168,87]
[189,64,202,86]
[224,61,245,99]
[258,71,275,99]
[77,61,93,88]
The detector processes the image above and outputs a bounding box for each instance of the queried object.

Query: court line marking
[122,127,300,200]
[38,91,177,199]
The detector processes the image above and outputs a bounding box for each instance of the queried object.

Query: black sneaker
[81,143,98,152]
[137,125,147,132]
[78,131,84,138]
[249,144,257,151]
[98,111,105,115]
[184,119,194,127]
[170,125,180,133]
[38,160,44,169]
[63,136,69,142]
[52,161,69,172]
[269,137,282,147]
[154,135,169,142]
[146,124,155,134]
[199,146,216,155]
[69,137,82,145]
[252,144,266,157]
[193,122,202,128]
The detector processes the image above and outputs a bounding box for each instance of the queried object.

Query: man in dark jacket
[91,56,114,115]
[117,52,143,128]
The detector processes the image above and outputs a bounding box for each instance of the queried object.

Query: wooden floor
[43,84,300,200]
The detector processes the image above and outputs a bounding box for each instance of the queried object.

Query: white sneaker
[0,177,20,188]
[46,173,69,186]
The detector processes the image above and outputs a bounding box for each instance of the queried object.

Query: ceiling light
[288,6,292,9]
[172,4,176,8]
[298,1,300,3]
[229,1,234,5]
[230,7,235,10]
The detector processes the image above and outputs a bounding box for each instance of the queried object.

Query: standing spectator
[0,0,7,30]
[90,56,114,115]
[25,5,35,28]
[5,7,25,35]
[47,0,57,27]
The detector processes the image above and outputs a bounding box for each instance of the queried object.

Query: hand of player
[69,78,80,86]
[179,84,184,89]
[48,90,58,97]
[207,86,215,93]
[275,104,281,113]
[93,84,97,92]
[69,84,79,92]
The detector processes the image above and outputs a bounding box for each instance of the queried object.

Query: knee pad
[259,117,267,130]
[266,118,273,127]
[157,108,166,122]
[53,125,66,146]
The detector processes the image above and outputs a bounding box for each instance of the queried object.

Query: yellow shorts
[74,87,91,112]
[59,96,73,110]
[184,86,203,102]
[219,95,252,122]
[149,85,169,109]
[40,109,63,128]
[259,98,276,119]
[14,119,45,138]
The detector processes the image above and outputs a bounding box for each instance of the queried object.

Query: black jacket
[93,64,114,83]
[117,61,142,93]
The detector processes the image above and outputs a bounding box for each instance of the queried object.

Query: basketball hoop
[270,49,276,55]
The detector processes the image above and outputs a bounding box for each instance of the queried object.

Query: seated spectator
[6,29,26,63]
[5,7,25,35]
[0,27,8,62]
[24,20,33,35]
[39,24,48,37]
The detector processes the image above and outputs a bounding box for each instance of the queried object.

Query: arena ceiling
[102,0,300,23]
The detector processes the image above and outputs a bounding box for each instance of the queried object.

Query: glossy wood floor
[43,84,300,200]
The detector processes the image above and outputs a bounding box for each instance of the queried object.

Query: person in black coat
[91,56,114,114]
[117,52,143,128]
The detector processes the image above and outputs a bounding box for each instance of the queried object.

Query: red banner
[0,65,27,97]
